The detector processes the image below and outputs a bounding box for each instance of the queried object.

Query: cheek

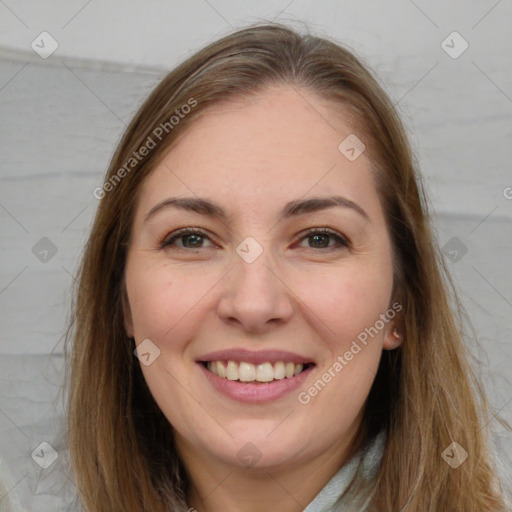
[294,270,391,439]
[297,259,393,349]
[124,256,196,342]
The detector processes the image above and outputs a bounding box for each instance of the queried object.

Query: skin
[123,85,402,512]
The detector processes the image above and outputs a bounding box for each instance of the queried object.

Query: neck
[177,429,362,512]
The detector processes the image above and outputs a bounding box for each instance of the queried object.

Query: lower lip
[197,363,315,403]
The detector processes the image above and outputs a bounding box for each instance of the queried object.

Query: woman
[65,23,510,511]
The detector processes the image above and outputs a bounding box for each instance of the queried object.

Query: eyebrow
[144,195,370,224]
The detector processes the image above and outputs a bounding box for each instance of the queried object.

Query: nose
[216,246,294,334]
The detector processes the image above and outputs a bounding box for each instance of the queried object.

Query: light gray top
[180,431,386,512]
[305,431,386,512]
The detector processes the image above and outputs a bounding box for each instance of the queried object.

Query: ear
[121,280,134,338]
[383,309,404,351]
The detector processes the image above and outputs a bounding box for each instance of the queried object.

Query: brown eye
[161,229,214,249]
[297,228,350,250]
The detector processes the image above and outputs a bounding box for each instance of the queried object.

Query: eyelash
[160,227,350,252]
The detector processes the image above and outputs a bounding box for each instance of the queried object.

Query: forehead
[135,85,382,223]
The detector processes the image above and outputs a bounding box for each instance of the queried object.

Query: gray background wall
[1,1,511,510]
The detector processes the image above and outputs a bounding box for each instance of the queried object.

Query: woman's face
[124,85,400,471]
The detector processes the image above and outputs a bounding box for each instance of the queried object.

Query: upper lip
[196,349,315,365]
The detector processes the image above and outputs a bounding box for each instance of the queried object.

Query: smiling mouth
[201,360,315,383]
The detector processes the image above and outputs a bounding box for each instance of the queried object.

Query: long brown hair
[65,23,510,511]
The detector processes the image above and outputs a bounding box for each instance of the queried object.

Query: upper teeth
[206,361,304,382]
